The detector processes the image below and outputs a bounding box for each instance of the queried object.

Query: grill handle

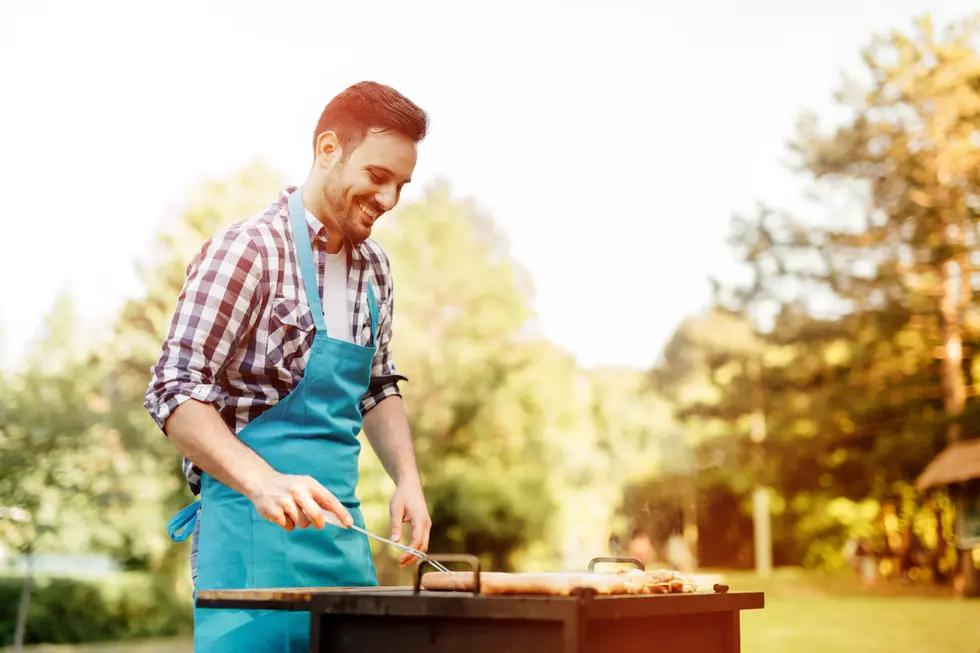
[413,553,482,595]
[588,556,645,572]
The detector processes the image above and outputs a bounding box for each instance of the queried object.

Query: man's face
[317,129,418,244]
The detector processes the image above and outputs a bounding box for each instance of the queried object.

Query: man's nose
[376,185,398,211]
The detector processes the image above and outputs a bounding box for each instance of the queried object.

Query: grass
[2,640,192,653]
[720,568,980,653]
[4,568,978,653]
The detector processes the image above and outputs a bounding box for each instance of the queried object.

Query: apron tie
[167,499,201,542]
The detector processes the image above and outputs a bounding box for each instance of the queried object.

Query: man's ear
[314,131,342,165]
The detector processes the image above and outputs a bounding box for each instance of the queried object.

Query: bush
[0,572,192,646]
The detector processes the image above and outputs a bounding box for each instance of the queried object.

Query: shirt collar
[280,186,364,260]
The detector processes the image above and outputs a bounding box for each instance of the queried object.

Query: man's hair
[313,81,429,160]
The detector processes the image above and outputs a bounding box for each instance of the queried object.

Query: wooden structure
[916,438,980,595]
[916,439,980,492]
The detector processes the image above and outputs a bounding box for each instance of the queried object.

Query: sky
[1,0,976,371]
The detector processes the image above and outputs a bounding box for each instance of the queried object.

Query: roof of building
[916,438,980,490]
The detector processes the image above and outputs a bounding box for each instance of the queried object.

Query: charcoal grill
[195,555,764,652]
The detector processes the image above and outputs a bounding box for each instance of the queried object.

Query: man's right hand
[247,472,353,531]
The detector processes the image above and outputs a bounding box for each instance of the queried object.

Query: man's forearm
[164,399,274,499]
[362,395,420,487]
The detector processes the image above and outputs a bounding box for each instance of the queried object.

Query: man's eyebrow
[366,164,411,184]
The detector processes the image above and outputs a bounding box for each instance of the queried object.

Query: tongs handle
[321,510,450,573]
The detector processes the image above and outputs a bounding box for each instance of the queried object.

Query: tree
[95,161,288,585]
[698,13,980,584]
[780,13,980,589]
[792,14,980,446]
[0,291,117,554]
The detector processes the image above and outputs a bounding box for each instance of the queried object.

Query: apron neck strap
[287,189,327,334]
[366,282,379,344]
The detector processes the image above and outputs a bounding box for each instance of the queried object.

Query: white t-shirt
[307,209,353,344]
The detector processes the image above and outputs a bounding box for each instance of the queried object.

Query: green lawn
[720,569,980,653]
[3,641,191,653]
[5,568,978,653]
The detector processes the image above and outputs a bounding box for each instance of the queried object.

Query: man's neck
[300,182,345,254]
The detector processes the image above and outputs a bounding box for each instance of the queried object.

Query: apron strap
[367,282,379,345]
[167,499,201,543]
[287,189,327,334]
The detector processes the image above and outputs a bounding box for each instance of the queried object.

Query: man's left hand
[389,480,431,567]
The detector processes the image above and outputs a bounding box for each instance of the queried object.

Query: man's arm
[145,228,350,530]
[362,395,430,566]
[144,229,263,438]
[165,399,274,502]
[360,272,430,565]
[166,400,352,530]
[362,395,418,487]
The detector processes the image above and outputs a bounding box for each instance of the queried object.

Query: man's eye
[368,171,384,184]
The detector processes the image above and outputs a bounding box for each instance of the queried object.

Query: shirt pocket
[266,297,316,379]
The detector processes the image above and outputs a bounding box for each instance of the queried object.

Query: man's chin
[344,224,373,245]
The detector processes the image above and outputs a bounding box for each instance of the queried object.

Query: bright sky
[1,0,974,371]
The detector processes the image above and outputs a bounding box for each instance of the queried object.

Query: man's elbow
[360,381,405,417]
[145,379,225,436]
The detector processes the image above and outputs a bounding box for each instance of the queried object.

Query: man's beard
[322,190,385,247]
[319,183,362,245]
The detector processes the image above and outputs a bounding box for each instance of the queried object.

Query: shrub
[0,572,191,646]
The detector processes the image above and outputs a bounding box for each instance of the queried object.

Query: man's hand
[248,471,353,532]
[389,480,431,567]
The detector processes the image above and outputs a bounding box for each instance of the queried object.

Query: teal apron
[166,188,380,652]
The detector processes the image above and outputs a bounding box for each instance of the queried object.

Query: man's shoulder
[359,237,392,273]
[359,237,395,301]
[204,196,289,258]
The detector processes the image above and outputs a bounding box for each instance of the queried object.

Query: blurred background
[2,0,980,651]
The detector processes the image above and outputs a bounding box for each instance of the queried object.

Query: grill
[196,555,765,652]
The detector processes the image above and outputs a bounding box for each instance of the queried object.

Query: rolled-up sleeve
[360,270,408,415]
[144,228,264,432]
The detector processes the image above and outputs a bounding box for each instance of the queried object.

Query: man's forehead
[351,130,417,174]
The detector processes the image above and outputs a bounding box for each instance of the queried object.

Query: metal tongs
[322,510,451,573]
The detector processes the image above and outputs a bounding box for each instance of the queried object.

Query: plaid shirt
[145,186,407,496]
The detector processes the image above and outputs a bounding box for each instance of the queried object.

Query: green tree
[0,291,109,556]
[109,161,287,572]
[696,13,980,580]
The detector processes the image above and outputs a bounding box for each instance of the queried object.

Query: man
[146,81,431,652]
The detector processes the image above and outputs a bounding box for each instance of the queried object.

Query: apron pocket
[250,508,288,589]
[196,498,252,592]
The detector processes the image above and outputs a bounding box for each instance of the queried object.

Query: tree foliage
[633,13,980,577]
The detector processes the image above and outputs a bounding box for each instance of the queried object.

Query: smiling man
[145,81,431,652]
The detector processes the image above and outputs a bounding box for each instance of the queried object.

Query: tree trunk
[13,550,33,653]
[935,104,967,445]
[935,109,975,592]
[747,356,772,576]
[939,253,965,445]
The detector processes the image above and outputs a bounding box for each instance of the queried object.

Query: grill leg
[727,611,741,653]
[309,613,322,653]
[561,617,580,653]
